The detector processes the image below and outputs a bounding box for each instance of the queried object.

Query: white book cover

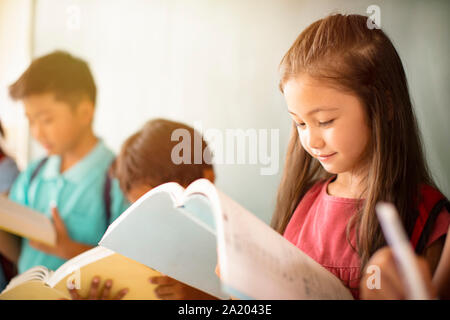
[100,179,353,300]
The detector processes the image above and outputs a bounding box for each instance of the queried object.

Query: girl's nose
[307,128,325,150]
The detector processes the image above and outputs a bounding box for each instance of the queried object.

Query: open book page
[1,247,162,300]
[4,266,51,290]
[102,182,185,239]
[212,188,353,300]
[46,246,115,288]
[178,179,222,233]
[0,280,70,300]
[0,266,70,300]
[99,183,229,299]
[0,195,56,246]
[49,246,161,300]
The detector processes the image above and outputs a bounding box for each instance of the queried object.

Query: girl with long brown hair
[272,13,449,299]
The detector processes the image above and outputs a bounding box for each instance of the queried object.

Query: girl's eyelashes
[319,119,334,126]
[294,119,335,128]
[294,121,305,128]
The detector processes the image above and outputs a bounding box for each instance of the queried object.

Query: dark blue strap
[30,157,49,183]
[103,172,112,226]
[30,156,113,226]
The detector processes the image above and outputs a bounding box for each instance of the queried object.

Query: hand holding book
[66,276,129,300]
[29,205,94,260]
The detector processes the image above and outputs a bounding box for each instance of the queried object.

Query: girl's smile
[315,152,337,161]
[284,74,371,178]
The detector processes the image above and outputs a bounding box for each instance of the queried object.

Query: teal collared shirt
[9,140,129,274]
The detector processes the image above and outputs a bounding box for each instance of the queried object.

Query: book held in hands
[100,179,353,300]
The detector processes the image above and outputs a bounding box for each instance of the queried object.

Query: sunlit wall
[2,0,449,222]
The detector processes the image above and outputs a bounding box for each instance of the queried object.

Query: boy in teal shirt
[7,51,129,275]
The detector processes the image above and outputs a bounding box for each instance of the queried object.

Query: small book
[0,246,160,300]
[100,179,354,300]
[0,195,56,246]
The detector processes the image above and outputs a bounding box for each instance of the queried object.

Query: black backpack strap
[415,198,450,255]
[0,254,17,283]
[30,157,49,183]
[27,157,49,205]
[30,156,113,227]
[103,171,112,226]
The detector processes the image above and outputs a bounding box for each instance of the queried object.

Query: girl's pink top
[283,177,450,299]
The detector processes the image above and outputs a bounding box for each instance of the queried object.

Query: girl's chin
[319,162,341,174]
[322,167,339,175]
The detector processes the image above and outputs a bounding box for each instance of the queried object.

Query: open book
[0,246,160,300]
[100,179,353,300]
[0,195,56,246]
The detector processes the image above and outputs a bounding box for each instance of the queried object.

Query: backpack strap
[30,157,49,183]
[411,184,450,254]
[103,171,112,226]
[27,157,49,205]
[30,156,114,226]
[0,253,17,284]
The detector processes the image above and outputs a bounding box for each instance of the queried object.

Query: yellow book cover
[0,246,160,300]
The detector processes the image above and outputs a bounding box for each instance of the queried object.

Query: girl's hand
[149,275,217,300]
[67,276,129,300]
[360,246,436,299]
[29,206,93,260]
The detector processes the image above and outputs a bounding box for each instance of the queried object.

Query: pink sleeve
[426,207,450,247]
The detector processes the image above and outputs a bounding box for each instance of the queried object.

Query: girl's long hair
[272,14,436,270]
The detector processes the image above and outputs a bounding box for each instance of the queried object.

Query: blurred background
[0,0,449,223]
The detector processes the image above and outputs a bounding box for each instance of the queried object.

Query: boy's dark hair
[9,50,96,107]
[113,118,214,193]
